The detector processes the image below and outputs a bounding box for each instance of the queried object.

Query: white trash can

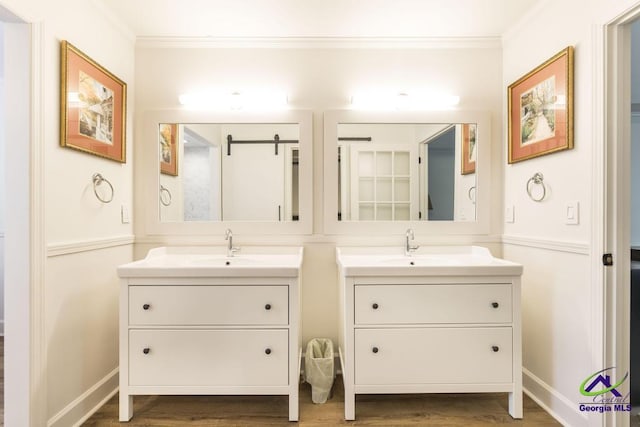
[304,338,335,404]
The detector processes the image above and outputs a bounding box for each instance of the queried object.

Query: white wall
[502,0,640,425]
[0,0,135,424]
[135,45,504,345]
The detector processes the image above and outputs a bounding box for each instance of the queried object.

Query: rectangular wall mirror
[338,123,477,222]
[140,110,312,236]
[159,123,300,223]
[324,110,490,235]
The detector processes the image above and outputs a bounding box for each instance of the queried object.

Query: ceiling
[101,0,540,39]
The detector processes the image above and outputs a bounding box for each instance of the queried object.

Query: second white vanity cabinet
[118,247,303,422]
[336,246,523,421]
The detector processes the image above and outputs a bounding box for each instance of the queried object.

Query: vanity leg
[289,389,299,421]
[508,391,523,419]
[119,393,133,422]
[344,386,355,420]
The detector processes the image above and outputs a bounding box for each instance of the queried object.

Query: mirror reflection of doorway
[426,126,455,221]
[222,141,285,221]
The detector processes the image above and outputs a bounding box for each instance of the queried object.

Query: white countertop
[336,246,523,277]
[118,246,304,278]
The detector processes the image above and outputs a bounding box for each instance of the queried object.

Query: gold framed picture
[60,40,127,163]
[508,46,574,164]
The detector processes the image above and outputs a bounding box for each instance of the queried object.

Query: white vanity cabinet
[117,247,303,422]
[336,246,523,421]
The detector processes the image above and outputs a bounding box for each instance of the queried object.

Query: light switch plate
[565,201,579,225]
[505,205,515,223]
[121,204,130,224]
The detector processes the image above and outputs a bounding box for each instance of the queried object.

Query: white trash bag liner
[304,338,335,404]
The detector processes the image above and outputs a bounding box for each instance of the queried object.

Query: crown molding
[136,36,502,50]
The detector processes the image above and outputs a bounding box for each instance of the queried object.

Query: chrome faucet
[405,228,419,256]
[224,228,240,257]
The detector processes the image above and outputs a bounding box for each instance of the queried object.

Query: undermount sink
[336,246,522,276]
[117,246,303,278]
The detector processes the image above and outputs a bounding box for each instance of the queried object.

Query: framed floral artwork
[159,123,178,176]
[508,46,574,164]
[60,40,127,163]
[461,123,476,175]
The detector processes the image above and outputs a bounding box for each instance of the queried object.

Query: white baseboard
[523,367,587,426]
[47,367,118,427]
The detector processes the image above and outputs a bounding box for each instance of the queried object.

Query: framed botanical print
[508,46,574,164]
[60,40,127,163]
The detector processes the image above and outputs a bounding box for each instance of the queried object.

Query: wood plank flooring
[84,376,560,426]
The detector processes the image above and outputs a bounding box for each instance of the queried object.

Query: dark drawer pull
[492,346,499,352]
[265,304,272,310]
[265,348,272,355]
[143,348,150,355]
[372,303,379,310]
[372,346,379,354]
[143,304,151,310]
[491,302,499,309]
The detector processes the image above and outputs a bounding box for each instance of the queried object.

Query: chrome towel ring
[160,185,172,206]
[468,186,476,204]
[92,173,114,204]
[526,172,546,202]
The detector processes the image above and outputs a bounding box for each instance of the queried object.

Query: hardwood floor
[84,376,559,426]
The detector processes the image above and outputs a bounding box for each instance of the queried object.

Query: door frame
[597,2,640,426]
[1,3,46,425]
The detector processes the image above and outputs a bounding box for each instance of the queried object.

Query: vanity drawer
[354,327,512,385]
[354,284,511,325]
[129,285,288,326]
[129,329,289,386]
